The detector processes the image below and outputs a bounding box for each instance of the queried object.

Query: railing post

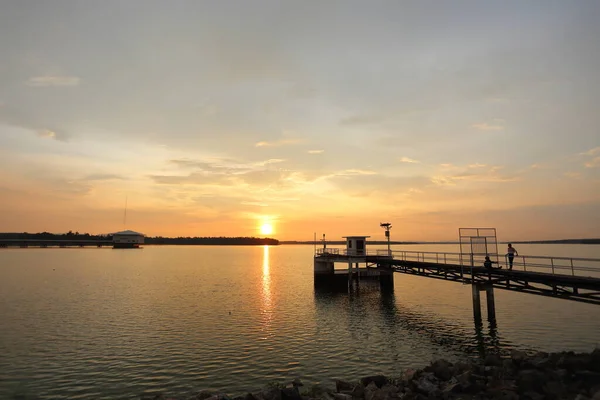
[551,258,555,275]
[570,258,575,276]
[522,256,526,271]
[436,253,439,264]
[444,253,447,264]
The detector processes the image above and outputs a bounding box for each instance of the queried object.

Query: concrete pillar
[486,284,496,322]
[472,284,482,323]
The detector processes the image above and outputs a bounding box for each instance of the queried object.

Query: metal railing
[315,247,600,279]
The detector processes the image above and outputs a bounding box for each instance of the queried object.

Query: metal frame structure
[459,228,499,276]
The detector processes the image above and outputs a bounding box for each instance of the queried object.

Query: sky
[0,0,599,241]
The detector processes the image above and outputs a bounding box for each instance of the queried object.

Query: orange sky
[1,2,599,241]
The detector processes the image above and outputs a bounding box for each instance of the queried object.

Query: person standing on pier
[507,243,518,270]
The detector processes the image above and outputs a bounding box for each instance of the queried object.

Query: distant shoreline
[281,239,600,245]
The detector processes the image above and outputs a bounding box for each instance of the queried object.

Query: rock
[197,391,216,400]
[426,359,454,381]
[413,372,439,396]
[484,354,503,367]
[205,395,231,400]
[282,388,302,400]
[335,381,354,393]
[511,350,528,364]
[244,394,259,400]
[592,389,600,400]
[379,383,400,400]
[364,382,380,400]
[522,391,545,400]
[333,394,353,400]
[258,387,282,400]
[574,395,591,400]
[517,369,546,394]
[361,375,388,389]
[351,384,365,399]
[400,369,417,383]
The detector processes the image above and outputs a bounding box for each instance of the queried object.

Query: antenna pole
[123,196,128,227]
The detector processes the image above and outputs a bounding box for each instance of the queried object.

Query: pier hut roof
[342,236,371,239]
[112,230,145,236]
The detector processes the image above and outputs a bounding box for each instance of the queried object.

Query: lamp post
[380,222,392,256]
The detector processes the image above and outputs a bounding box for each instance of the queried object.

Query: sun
[260,223,274,236]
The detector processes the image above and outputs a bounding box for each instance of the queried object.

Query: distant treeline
[280,240,420,245]
[511,239,600,245]
[0,232,279,246]
[146,236,279,245]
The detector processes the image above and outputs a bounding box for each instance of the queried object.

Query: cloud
[468,163,486,168]
[585,157,600,168]
[84,173,128,181]
[26,76,81,87]
[471,122,504,131]
[255,138,301,147]
[340,114,385,126]
[254,158,286,166]
[563,172,581,179]
[399,157,420,164]
[431,164,517,186]
[308,150,324,154]
[581,147,600,156]
[37,129,57,139]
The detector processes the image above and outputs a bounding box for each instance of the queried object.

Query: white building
[112,230,144,248]
[343,236,370,256]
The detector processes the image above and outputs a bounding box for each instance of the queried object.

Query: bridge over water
[313,247,600,323]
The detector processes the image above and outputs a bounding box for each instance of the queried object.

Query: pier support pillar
[486,284,496,322]
[472,284,482,322]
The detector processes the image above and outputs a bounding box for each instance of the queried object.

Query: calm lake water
[1,244,600,399]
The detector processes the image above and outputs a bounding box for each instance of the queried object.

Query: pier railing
[316,248,600,279]
[380,249,600,279]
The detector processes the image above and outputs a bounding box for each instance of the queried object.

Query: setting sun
[260,223,274,236]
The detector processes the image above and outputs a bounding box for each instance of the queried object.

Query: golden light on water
[260,245,273,339]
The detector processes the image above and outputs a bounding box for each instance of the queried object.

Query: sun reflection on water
[260,245,273,339]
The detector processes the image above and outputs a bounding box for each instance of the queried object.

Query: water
[1,244,599,399]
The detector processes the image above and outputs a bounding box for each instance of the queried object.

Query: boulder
[426,359,454,381]
[282,388,302,400]
[413,372,439,397]
[484,354,503,367]
[196,391,217,400]
[332,394,353,400]
[511,350,528,365]
[516,369,547,394]
[361,375,388,389]
[257,387,282,400]
[335,380,355,393]
[351,384,365,399]
[364,382,380,400]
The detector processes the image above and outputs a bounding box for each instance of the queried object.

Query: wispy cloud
[254,158,286,166]
[563,172,581,179]
[471,122,504,131]
[585,157,600,168]
[255,139,300,147]
[399,157,420,163]
[581,147,600,156]
[26,76,81,87]
[468,163,486,168]
[37,129,57,139]
[308,149,324,154]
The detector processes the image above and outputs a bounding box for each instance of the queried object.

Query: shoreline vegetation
[138,349,600,400]
[0,232,279,246]
[8,351,600,399]
[1,232,599,246]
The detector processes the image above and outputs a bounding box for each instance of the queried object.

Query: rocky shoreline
[142,349,600,400]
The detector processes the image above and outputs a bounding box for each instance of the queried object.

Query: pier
[0,239,113,248]
[314,228,600,324]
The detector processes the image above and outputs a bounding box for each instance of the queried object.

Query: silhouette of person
[484,255,500,269]
[506,243,518,270]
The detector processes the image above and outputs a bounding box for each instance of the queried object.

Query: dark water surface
[1,244,599,399]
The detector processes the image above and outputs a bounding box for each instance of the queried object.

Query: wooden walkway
[315,249,600,305]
